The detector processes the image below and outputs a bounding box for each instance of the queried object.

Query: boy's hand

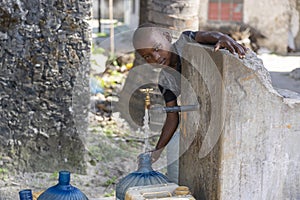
[214,34,248,59]
[149,148,164,163]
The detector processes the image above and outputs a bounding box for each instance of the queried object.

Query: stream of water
[143,109,150,152]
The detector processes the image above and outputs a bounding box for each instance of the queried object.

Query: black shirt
[158,31,197,103]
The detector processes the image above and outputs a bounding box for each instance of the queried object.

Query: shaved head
[133,23,171,50]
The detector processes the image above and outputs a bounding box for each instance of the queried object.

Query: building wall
[0,0,91,173]
[92,0,139,30]
[198,0,209,28]
[244,0,292,53]
[295,0,300,50]
[93,0,125,20]
[199,0,299,54]
[124,0,140,29]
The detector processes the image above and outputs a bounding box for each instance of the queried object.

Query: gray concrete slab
[179,44,300,200]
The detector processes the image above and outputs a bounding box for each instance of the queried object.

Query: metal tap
[140,88,200,112]
[150,104,200,113]
[140,88,153,110]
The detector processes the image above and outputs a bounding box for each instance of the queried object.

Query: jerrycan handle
[142,191,172,199]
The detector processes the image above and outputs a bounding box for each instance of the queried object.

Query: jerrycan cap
[19,189,33,200]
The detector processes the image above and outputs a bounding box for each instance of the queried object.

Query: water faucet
[140,88,153,110]
[140,88,200,113]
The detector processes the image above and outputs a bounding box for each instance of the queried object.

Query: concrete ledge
[179,43,300,200]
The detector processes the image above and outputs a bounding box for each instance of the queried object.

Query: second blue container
[37,171,88,200]
[19,189,33,200]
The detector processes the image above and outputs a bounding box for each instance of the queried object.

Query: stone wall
[179,43,300,199]
[0,0,92,173]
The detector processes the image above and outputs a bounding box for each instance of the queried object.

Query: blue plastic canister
[37,171,88,200]
[116,153,171,200]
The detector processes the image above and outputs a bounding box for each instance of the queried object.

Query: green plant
[92,47,105,54]
[103,176,117,187]
[96,32,108,37]
[50,171,58,180]
[0,168,8,180]
[91,43,105,54]
[104,189,115,197]
[0,168,8,174]
[103,127,114,137]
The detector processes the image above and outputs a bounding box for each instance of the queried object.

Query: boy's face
[134,29,172,67]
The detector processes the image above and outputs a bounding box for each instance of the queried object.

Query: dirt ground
[0,111,164,200]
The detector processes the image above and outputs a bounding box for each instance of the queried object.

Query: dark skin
[134,28,247,163]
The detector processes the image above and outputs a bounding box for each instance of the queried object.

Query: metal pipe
[150,104,200,113]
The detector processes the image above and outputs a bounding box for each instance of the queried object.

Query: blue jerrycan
[19,189,33,200]
[37,171,88,200]
[116,153,171,200]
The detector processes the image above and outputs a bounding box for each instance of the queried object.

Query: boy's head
[133,23,173,67]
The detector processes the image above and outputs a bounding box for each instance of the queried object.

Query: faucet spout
[140,88,154,110]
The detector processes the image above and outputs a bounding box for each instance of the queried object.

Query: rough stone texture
[139,0,150,24]
[179,43,300,199]
[147,0,200,33]
[0,0,92,173]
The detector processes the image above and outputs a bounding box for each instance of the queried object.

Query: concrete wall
[179,43,300,199]
[0,0,91,173]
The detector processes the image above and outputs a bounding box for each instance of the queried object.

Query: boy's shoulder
[173,30,197,57]
[182,30,197,39]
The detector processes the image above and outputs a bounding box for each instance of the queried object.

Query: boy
[132,23,247,163]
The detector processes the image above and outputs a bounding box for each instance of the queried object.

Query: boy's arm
[195,31,247,59]
[151,99,179,163]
